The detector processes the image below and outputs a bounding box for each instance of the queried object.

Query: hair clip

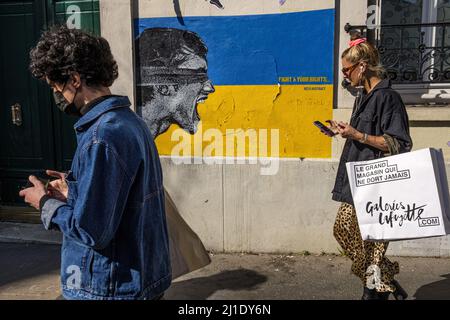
[349,38,367,47]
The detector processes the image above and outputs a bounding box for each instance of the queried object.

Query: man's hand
[46,170,68,202]
[19,176,47,210]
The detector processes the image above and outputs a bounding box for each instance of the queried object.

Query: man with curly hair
[19,25,171,300]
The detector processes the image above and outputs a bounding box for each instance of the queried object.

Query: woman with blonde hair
[324,34,413,300]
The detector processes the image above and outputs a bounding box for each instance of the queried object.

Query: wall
[336,0,368,112]
[100,0,450,257]
[133,0,341,254]
[162,157,450,257]
[100,0,135,106]
[136,0,336,159]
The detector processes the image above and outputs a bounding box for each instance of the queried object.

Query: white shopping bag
[346,148,450,241]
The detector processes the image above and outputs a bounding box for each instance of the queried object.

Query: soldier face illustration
[136,28,215,137]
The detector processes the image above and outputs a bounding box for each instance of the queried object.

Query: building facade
[1,0,449,256]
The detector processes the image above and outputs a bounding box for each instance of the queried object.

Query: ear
[360,63,367,72]
[70,72,82,89]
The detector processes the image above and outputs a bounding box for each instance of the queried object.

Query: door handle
[11,103,23,126]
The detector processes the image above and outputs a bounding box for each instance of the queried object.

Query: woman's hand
[325,120,340,135]
[336,121,363,140]
[334,121,390,152]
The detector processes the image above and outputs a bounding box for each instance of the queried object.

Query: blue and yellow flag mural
[135,0,335,158]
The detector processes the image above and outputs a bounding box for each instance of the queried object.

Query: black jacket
[332,79,413,205]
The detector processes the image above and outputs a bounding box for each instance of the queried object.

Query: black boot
[361,287,378,300]
[392,280,408,300]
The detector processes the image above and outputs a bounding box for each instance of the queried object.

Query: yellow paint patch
[155,85,333,158]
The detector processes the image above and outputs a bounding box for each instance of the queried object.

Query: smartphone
[313,121,336,137]
[22,170,52,190]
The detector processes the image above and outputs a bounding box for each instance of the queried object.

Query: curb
[0,222,62,245]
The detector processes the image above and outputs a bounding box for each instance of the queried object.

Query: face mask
[53,82,81,117]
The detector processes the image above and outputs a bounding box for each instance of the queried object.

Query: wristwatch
[359,132,368,144]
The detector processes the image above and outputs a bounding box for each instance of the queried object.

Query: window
[347,0,450,104]
[379,0,450,84]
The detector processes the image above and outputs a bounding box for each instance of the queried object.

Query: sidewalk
[0,242,449,300]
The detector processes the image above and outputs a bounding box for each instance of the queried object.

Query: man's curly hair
[29,25,118,87]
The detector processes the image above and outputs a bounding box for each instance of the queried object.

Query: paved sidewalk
[0,242,449,300]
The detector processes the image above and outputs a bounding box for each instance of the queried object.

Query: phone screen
[313,121,336,137]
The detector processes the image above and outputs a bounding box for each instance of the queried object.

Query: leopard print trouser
[334,202,399,293]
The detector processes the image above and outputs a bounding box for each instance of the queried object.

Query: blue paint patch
[135,9,335,86]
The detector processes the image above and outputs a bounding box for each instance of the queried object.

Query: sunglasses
[341,64,359,76]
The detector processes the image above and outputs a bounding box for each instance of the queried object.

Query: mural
[135,1,335,159]
[136,28,215,137]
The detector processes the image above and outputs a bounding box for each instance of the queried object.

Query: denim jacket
[41,96,171,300]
